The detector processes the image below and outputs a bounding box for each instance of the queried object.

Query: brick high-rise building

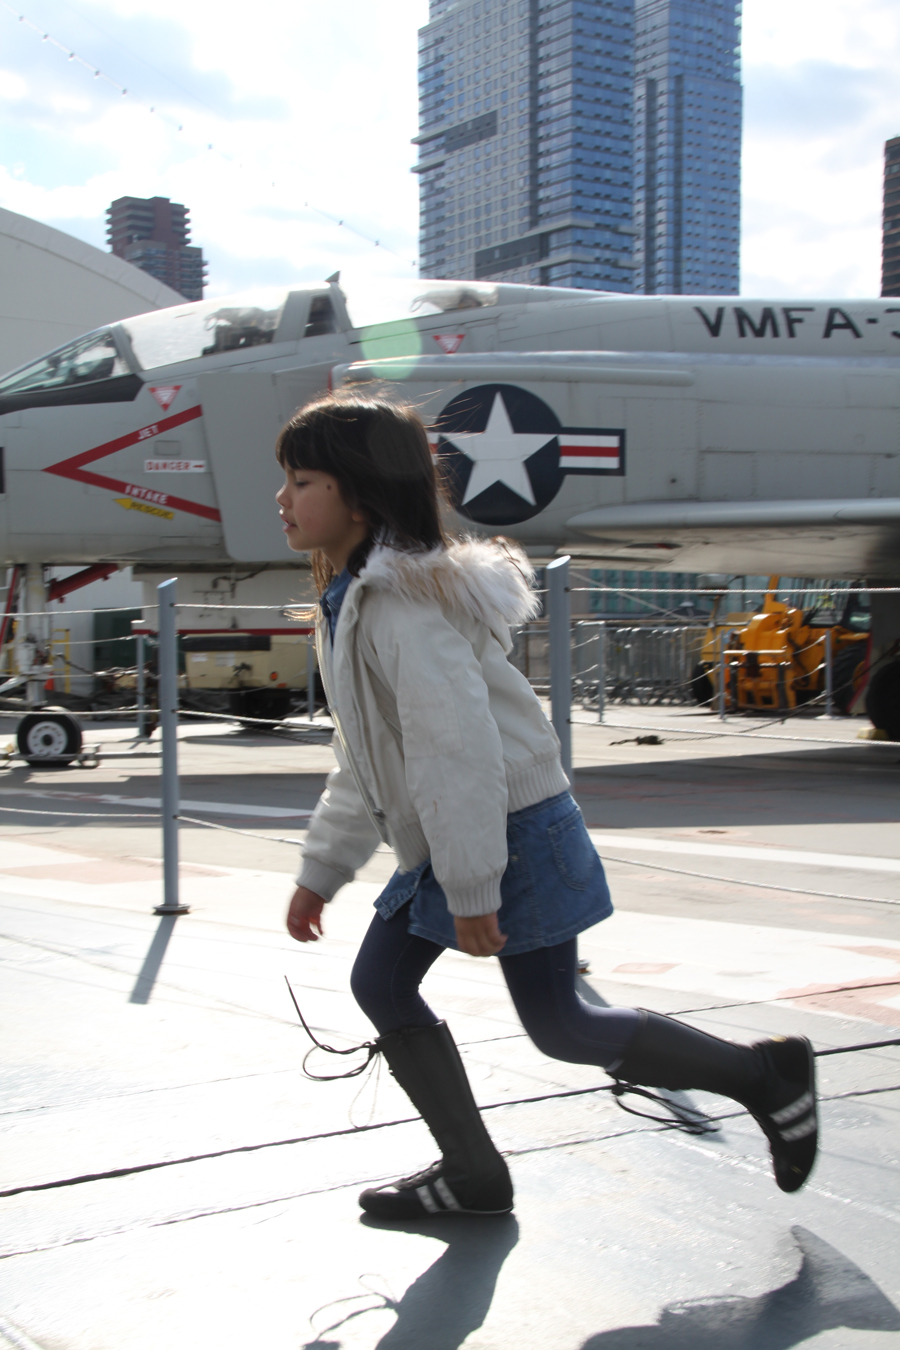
[106,196,207,302]
[882,137,900,298]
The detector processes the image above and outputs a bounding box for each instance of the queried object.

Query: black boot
[359,1022,513,1220]
[615,1011,818,1193]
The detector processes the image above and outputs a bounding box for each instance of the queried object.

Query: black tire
[17,712,83,765]
[690,662,714,706]
[832,645,866,716]
[238,688,293,728]
[865,659,900,740]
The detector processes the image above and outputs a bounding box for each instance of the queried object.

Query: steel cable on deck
[0,707,334,730]
[0,802,308,846]
[1,800,896,908]
[597,848,900,907]
[569,713,895,749]
[0,805,159,819]
[2,1068,897,1205]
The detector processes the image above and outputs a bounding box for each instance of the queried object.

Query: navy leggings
[350,902,639,1069]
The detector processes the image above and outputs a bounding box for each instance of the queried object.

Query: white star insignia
[443,391,556,506]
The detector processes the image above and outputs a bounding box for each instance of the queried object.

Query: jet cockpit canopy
[120,287,292,370]
[0,328,130,398]
[339,277,499,331]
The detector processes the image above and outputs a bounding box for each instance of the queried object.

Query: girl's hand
[454,912,507,957]
[287,886,326,942]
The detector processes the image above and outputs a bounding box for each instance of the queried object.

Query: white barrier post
[548,556,572,784]
[824,628,834,717]
[307,633,315,721]
[154,579,188,915]
[718,631,727,720]
[135,633,147,739]
[596,622,606,724]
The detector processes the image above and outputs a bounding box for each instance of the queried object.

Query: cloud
[2,0,898,301]
[740,0,900,295]
[0,69,28,101]
[744,61,886,139]
[0,0,427,293]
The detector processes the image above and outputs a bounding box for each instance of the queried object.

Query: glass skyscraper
[416,0,636,291]
[632,0,741,293]
[883,136,900,297]
[416,0,741,294]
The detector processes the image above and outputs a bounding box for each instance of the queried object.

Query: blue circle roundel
[435,383,563,526]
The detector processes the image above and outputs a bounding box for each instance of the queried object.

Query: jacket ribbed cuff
[442,873,504,918]
[296,856,352,902]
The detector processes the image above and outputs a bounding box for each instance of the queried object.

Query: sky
[0,0,898,299]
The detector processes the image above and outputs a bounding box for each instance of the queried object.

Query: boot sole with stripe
[359,1161,514,1220]
[748,1035,818,1193]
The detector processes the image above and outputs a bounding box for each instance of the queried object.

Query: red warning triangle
[433,334,464,355]
[149,385,181,412]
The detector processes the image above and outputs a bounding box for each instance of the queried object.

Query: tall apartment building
[106,196,207,302]
[416,0,742,295]
[883,136,900,298]
[632,0,741,294]
[416,0,636,290]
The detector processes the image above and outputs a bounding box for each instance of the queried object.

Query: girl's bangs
[277,424,332,474]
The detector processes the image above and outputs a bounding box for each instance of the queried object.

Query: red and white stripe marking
[559,433,622,471]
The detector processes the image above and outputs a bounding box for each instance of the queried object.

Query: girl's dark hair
[276,391,450,592]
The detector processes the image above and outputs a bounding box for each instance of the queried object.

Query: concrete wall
[0,207,183,377]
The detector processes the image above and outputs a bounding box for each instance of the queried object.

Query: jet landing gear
[865,659,900,741]
[16,711,84,766]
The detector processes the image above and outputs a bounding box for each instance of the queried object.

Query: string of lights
[1,1,418,270]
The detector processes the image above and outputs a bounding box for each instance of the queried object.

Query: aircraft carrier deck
[1,705,898,1349]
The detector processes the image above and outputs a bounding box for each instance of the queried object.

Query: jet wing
[565,499,900,577]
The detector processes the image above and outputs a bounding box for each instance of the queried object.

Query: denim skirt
[374,790,612,955]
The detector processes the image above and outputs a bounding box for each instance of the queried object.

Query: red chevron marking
[43,404,221,523]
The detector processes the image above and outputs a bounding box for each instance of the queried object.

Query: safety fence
[2,571,893,739]
[3,567,900,915]
[510,621,707,710]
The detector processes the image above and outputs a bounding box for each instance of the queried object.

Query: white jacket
[297,538,569,917]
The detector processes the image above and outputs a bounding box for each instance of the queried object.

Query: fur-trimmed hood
[357,537,540,633]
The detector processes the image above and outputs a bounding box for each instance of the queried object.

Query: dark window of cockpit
[0,330,141,413]
[305,295,337,337]
[201,307,281,356]
[0,331,129,397]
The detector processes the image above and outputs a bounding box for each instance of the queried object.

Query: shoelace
[285,982,900,1137]
[285,978,721,1135]
[609,1080,721,1134]
[284,977,378,1081]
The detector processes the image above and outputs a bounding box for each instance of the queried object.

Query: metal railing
[510,619,706,710]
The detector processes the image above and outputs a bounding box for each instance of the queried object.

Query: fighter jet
[1,275,899,746]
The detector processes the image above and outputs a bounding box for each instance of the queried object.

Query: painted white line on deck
[0,788,311,820]
[589,832,900,875]
[580,908,900,1006]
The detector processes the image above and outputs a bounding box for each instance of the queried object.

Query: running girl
[277,392,818,1220]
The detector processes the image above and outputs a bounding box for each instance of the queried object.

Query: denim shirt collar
[320,567,352,643]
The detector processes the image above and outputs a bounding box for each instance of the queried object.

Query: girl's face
[276,466,368,567]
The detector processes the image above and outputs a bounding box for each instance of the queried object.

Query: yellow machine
[691,578,869,714]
